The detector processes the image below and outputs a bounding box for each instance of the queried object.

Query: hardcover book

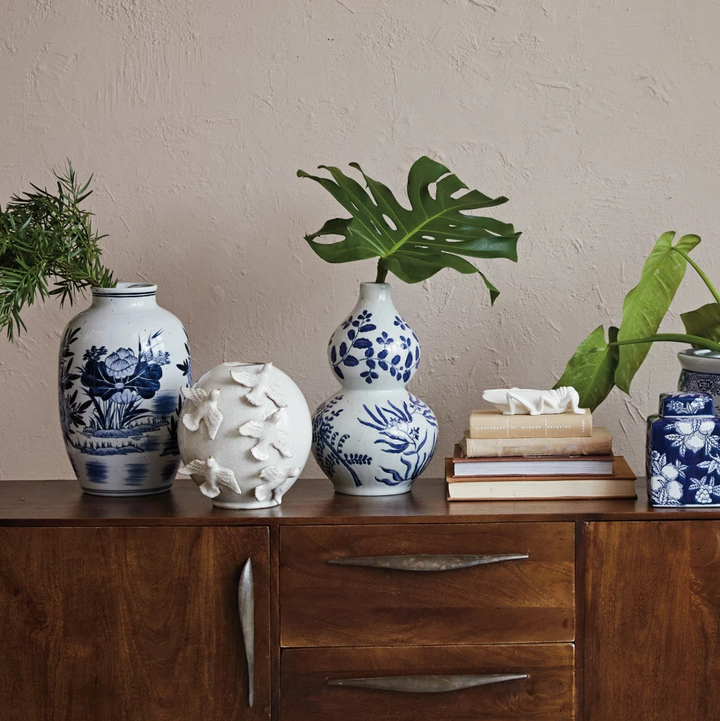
[445,458,637,501]
[460,427,612,458]
[452,445,615,476]
[469,409,592,439]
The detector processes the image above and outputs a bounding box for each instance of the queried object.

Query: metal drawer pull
[327,553,529,572]
[327,673,528,693]
[238,558,254,708]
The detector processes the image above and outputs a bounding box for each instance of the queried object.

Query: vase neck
[91,283,158,309]
[358,282,392,305]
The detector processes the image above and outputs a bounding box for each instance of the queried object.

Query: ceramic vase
[312,282,438,496]
[177,362,312,509]
[647,391,720,506]
[58,283,191,496]
[678,349,720,408]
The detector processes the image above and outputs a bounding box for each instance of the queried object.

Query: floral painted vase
[312,282,438,496]
[678,349,720,408]
[647,391,720,507]
[58,283,191,496]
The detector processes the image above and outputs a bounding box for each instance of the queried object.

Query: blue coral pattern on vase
[358,396,438,486]
[312,395,373,487]
[312,282,437,496]
[647,391,720,506]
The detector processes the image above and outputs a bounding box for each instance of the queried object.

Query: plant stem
[673,248,720,305]
[609,333,720,354]
[375,259,388,283]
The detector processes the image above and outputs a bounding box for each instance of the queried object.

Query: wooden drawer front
[280,523,574,647]
[282,644,574,721]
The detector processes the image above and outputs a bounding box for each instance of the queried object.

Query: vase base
[213,499,280,510]
[333,485,412,497]
[81,484,173,497]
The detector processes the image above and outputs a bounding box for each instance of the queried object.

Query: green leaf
[478,272,500,305]
[680,302,720,343]
[615,232,701,393]
[297,156,520,298]
[554,325,619,412]
[0,160,115,341]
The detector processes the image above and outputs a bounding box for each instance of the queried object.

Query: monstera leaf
[297,156,520,302]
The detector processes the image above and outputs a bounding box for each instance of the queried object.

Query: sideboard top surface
[1,478,720,525]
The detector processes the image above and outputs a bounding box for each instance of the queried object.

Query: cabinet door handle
[327,673,528,693]
[238,558,254,708]
[327,553,529,572]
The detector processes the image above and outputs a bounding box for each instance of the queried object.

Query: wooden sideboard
[1,478,719,720]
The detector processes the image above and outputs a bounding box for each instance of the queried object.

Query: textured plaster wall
[1,0,719,482]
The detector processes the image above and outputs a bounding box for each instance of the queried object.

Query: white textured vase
[312,283,438,496]
[178,362,312,509]
[58,283,192,496]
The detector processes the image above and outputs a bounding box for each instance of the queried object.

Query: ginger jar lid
[659,392,715,418]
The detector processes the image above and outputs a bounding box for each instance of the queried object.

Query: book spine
[461,432,611,458]
[469,412,592,439]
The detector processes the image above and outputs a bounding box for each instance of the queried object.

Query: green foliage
[615,232,700,393]
[0,162,115,341]
[555,326,619,411]
[555,232,720,411]
[297,156,520,303]
[681,302,720,343]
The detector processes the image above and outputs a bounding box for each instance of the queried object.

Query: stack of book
[446,408,636,501]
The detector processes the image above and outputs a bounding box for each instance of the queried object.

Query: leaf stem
[673,247,720,305]
[609,333,720,354]
[375,259,388,284]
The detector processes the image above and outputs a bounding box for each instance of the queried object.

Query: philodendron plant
[556,231,720,411]
[297,156,521,303]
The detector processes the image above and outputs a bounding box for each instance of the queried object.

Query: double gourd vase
[58,283,191,496]
[312,282,438,495]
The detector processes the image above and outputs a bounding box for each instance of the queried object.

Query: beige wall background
[1,0,719,482]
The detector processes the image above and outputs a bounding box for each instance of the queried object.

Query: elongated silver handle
[327,553,529,572]
[327,673,528,693]
[239,558,254,708]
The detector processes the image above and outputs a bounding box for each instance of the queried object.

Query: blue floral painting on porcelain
[58,284,191,496]
[312,282,438,496]
[646,391,720,506]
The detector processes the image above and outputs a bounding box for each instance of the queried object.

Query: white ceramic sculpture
[178,362,311,509]
[482,386,586,415]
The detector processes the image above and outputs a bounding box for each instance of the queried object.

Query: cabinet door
[0,526,270,721]
[585,521,720,721]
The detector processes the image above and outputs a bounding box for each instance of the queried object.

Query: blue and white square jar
[647,391,720,506]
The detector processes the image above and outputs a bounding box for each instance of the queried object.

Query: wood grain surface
[280,523,575,647]
[0,526,270,721]
[4,478,720,527]
[281,643,575,721]
[585,521,720,720]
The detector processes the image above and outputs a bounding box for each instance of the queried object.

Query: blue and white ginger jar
[647,391,720,506]
[58,283,191,496]
[312,282,438,496]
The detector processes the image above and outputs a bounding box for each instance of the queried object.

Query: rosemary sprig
[0,161,115,341]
